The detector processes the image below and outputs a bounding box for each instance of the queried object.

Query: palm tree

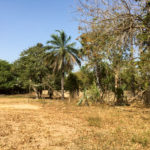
[45,30,81,100]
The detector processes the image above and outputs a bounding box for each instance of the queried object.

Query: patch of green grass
[115,127,122,133]
[87,117,101,128]
[131,135,149,147]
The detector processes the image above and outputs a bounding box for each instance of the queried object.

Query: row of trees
[1,0,150,105]
[0,30,82,99]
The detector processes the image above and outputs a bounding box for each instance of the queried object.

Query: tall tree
[45,30,81,100]
[15,43,48,99]
[77,0,150,104]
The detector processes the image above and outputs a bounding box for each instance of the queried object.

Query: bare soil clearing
[0,97,150,150]
[0,104,40,110]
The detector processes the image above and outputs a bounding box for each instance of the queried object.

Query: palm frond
[67,50,81,67]
[45,30,81,73]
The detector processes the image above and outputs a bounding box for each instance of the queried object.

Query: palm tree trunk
[61,71,65,100]
[61,56,65,100]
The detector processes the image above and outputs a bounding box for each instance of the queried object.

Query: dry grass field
[0,96,150,150]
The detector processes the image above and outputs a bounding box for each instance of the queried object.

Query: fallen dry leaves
[0,97,150,150]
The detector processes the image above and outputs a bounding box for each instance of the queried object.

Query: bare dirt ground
[0,97,150,150]
[0,104,40,110]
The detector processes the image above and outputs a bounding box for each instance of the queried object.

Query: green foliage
[77,88,89,106]
[95,61,114,92]
[45,30,81,73]
[114,87,124,104]
[75,66,94,90]
[19,43,47,84]
[0,60,14,94]
[77,82,101,106]
[138,51,150,91]
[121,65,138,95]
[13,43,49,98]
[0,60,25,94]
[65,73,79,97]
[87,82,101,103]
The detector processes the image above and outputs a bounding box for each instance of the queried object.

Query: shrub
[87,117,102,128]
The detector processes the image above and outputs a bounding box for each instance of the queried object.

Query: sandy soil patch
[0,104,40,110]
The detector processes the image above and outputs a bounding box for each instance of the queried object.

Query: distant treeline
[0,60,28,94]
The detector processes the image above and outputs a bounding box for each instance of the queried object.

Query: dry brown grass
[0,96,150,150]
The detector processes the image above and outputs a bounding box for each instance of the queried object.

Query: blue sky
[0,0,80,63]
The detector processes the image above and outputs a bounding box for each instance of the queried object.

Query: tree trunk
[130,42,136,97]
[142,88,150,106]
[95,63,104,102]
[33,86,39,99]
[114,68,124,105]
[61,56,65,100]
[61,72,64,100]
[48,87,53,99]
[114,69,119,90]
[95,64,101,91]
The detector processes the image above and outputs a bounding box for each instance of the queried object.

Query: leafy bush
[87,83,101,103]
[65,73,80,98]
[77,82,101,106]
